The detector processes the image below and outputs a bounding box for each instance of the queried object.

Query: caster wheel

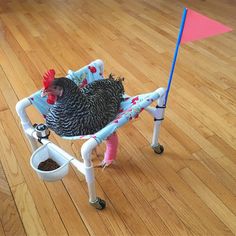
[90,197,106,210]
[152,144,164,154]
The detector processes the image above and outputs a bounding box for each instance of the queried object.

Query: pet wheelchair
[16,59,166,210]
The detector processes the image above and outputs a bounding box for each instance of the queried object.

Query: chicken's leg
[95,132,118,169]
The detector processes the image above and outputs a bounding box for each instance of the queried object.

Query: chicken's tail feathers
[117,76,125,82]
[108,73,125,82]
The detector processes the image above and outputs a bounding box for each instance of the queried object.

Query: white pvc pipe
[94,59,104,74]
[81,138,98,202]
[152,121,161,147]
[151,90,166,147]
[26,134,39,151]
[154,87,166,97]
[16,99,39,151]
[145,106,156,117]
[16,98,32,130]
[81,138,98,166]
[70,159,85,175]
[87,182,97,203]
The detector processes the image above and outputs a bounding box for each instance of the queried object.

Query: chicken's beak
[41,89,47,97]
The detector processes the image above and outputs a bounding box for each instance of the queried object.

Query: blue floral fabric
[29,60,162,143]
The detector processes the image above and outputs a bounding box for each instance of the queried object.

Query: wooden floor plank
[0,66,20,119]
[45,181,89,236]
[0,120,25,188]
[62,170,118,235]
[179,168,236,235]
[167,109,236,177]
[0,110,68,236]
[193,150,236,196]
[0,161,26,236]
[11,183,46,236]
[0,90,8,112]
[185,157,236,216]
[207,135,236,164]
[175,88,236,150]
[0,0,235,235]
[81,174,136,236]
[96,168,164,235]
[118,135,209,235]
[0,221,5,236]
[106,166,173,235]
[140,146,231,236]
[150,197,192,236]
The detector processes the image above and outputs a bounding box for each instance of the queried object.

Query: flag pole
[164,8,188,106]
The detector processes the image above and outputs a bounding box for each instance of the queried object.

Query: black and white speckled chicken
[42,70,124,137]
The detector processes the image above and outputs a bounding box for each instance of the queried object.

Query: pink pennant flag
[181,9,232,44]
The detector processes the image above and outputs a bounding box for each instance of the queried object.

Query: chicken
[42,70,124,137]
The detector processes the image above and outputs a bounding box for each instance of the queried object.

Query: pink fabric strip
[104,132,118,164]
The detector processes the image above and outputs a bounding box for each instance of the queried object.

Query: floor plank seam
[0,161,27,235]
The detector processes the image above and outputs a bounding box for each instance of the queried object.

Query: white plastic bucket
[30,143,70,182]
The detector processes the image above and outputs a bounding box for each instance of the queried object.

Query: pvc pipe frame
[145,88,166,148]
[15,88,166,204]
[16,98,98,203]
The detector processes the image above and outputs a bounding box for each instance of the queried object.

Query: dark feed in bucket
[38,158,60,171]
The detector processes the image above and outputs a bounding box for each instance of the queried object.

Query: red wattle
[47,94,57,104]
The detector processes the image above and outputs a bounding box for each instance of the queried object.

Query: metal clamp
[33,124,50,143]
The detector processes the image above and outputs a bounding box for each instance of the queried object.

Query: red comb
[43,69,55,89]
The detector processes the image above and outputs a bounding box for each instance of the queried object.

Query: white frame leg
[16,98,38,151]
[81,138,106,209]
[152,95,165,145]
[16,97,106,209]
[144,90,166,153]
[26,133,39,151]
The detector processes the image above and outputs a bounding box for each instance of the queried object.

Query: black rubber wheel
[90,197,106,210]
[152,144,164,154]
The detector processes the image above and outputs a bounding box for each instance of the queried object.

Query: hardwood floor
[0,0,235,235]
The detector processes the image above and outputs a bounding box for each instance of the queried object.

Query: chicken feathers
[45,75,124,136]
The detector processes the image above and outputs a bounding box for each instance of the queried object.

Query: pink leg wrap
[103,132,118,165]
